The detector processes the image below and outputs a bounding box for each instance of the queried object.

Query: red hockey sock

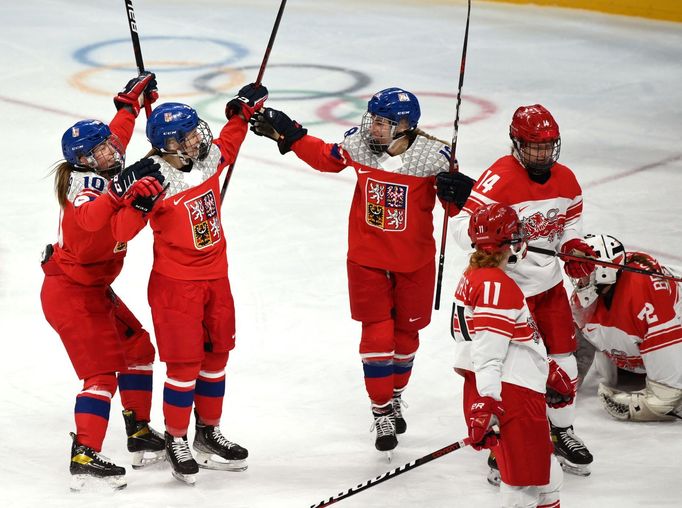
[118,364,153,421]
[393,329,419,392]
[163,362,201,437]
[194,352,228,426]
[74,374,117,451]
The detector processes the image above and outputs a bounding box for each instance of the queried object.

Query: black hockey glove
[114,71,158,117]
[225,83,269,121]
[250,107,308,155]
[109,158,162,203]
[435,170,475,208]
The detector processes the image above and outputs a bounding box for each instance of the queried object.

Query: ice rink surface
[1,0,681,506]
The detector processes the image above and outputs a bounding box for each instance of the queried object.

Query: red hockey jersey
[144,117,247,280]
[291,127,452,273]
[574,253,682,389]
[451,155,584,296]
[452,266,549,398]
[51,109,146,286]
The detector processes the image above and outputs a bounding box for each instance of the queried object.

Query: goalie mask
[571,234,625,307]
[468,203,527,262]
[61,120,125,178]
[361,88,420,154]
[146,102,213,165]
[510,104,561,178]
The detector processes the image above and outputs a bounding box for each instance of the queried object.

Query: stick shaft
[123,0,151,117]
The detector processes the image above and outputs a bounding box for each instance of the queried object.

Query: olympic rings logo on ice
[69,36,497,127]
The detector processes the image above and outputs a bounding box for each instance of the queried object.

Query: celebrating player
[250,87,475,456]
[569,234,682,422]
[452,203,567,508]
[41,73,167,490]
[132,83,267,484]
[450,104,595,477]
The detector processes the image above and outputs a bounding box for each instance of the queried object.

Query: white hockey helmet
[571,234,625,307]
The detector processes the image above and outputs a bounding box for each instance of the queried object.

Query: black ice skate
[487,451,500,487]
[371,405,398,461]
[69,433,126,491]
[164,432,199,485]
[392,392,407,435]
[122,410,166,469]
[193,420,248,472]
[551,423,593,476]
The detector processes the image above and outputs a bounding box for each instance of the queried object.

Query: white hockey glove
[598,379,682,422]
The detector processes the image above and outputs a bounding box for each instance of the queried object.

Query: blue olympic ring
[73,36,249,72]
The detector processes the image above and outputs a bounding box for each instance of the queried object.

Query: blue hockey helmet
[146,102,212,161]
[61,120,112,167]
[367,88,421,129]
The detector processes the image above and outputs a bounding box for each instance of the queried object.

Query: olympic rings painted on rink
[73,36,248,72]
[316,92,497,130]
[194,90,368,126]
[70,62,246,98]
[193,63,372,100]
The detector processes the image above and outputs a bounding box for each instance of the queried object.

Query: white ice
[1,0,681,506]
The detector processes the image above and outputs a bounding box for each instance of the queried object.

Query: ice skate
[122,410,166,469]
[486,451,500,487]
[165,432,198,485]
[392,392,408,435]
[69,433,126,491]
[370,405,398,461]
[551,423,593,476]
[193,421,248,472]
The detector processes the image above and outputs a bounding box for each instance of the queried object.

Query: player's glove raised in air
[130,182,168,214]
[108,158,163,205]
[114,71,159,117]
[225,83,269,121]
[546,358,575,408]
[435,169,475,208]
[561,238,597,278]
[250,107,308,155]
[467,396,504,450]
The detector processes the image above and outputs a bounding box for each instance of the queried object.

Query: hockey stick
[309,436,471,507]
[220,0,288,204]
[527,245,682,283]
[123,0,152,118]
[434,0,472,310]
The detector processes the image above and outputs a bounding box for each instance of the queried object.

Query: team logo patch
[521,207,565,242]
[365,178,407,232]
[184,190,221,249]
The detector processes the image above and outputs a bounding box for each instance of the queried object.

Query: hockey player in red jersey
[450,104,595,476]
[250,87,475,456]
[40,73,167,490]
[453,203,569,508]
[133,84,267,484]
[570,234,682,422]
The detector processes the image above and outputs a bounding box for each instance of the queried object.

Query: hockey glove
[561,238,597,278]
[468,396,504,451]
[108,158,162,204]
[225,83,269,121]
[250,107,308,155]
[114,71,159,117]
[130,181,168,213]
[546,358,575,409]
[435,169,475,208]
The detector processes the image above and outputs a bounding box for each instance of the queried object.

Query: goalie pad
[598,378,682,422]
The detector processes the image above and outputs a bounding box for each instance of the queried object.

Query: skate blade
[70,474,127,492]
[557,456,591,477]
[171,470,197,485]
[195,451,248,472]
[131,450,167,470]
[487,467,501,487]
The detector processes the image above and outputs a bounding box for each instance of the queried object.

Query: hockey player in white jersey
[570,234,682,422]
[450,104,595,477]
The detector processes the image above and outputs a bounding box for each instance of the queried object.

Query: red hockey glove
[561,238,597,278]
[114,71,159,117]
[468,396,504,451]
[546,358,575,408]
[225,83,268,121]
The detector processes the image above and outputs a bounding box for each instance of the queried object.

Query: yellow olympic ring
[70,62,246,98]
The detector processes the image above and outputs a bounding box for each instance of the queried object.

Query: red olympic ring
[316,92,497,129]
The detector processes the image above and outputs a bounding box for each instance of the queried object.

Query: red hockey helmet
[509,104,561,175]
[468,203,525,253]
